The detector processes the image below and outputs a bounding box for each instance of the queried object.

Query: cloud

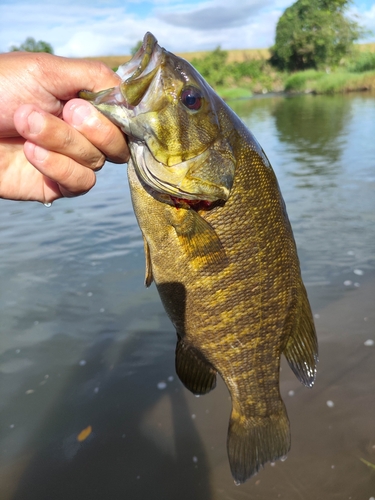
[1,0,373,59]
[158,0,273,30]
[0,0,283,57]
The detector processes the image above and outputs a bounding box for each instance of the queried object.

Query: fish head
[79,32,235,203]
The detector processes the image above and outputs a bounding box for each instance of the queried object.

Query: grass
[215,87,253,100]
[285,69,375,94]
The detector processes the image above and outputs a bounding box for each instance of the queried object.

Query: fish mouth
[79,32,163,111]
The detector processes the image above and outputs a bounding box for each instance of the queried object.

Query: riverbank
[86,43,375,99]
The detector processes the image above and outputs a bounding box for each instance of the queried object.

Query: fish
[79,32,318,484]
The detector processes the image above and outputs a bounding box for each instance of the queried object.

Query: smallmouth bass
[79,32,318,484]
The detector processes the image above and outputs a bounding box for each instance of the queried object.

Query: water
[0,92,374,499]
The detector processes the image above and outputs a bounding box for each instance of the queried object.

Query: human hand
[0,51,129,203]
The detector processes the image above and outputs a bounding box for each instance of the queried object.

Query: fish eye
[181,87,202,111]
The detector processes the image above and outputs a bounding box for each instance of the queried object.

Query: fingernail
[33,145,48,161]
[70,103,92,126]
[28,111,44,135]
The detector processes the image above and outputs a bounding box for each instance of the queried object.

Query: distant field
[84,48,270,69]
[84,43,375,69]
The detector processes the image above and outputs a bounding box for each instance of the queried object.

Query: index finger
[63,99,130,164]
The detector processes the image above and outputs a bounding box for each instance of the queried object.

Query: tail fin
[227,405,291,484]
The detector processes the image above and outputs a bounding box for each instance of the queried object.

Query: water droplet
[326,400,334,408]
[9,424,15,429]
[288,390,295,397]
[25,389,34,395]
[167,376,174,382]
[94,387,99,393]
[157,381,167,390]
[192,456,198,463]
[79,360,87,366]
[347,250,354,256]
[191,414,196,419]
[364,339,374,347]
[100,308,105,313]
[43,202,52,208]
[314,313,320,319]
[354,282,360,287]
[87,292,93,297]
[280,455,288,462]
[353,269,364,276]
[15,349,21,354]
[344,280,352,286]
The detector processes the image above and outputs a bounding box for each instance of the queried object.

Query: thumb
[43,55,122,101]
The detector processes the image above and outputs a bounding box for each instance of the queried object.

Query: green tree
[270,0,365,71]
[10,37,54,54]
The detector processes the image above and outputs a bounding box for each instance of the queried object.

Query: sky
[0,0,374,57]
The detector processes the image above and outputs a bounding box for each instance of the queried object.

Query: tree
[10,37,54,54]
[270,0,365,71]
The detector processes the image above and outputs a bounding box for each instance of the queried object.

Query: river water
[0,92,374,499]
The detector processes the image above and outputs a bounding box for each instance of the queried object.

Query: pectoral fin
[175,337,217,395]
[283,286,318,388]
[143,236,153,287]
[169,208,228,269]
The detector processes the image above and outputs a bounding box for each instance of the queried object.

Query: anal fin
[175,337,217,395]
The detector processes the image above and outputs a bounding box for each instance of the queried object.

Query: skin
[0,51,129,203]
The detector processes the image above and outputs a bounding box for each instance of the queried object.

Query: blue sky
[0,0,374,57]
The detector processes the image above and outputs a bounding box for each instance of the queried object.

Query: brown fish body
[80,32,318,484]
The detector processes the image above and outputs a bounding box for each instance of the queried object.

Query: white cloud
[0,0,373,58]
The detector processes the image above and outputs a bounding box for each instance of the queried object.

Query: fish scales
[80,32,318,484]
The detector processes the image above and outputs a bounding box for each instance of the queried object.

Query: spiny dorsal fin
[227,403,291,484]
[175,337,217,395]
[169,208,228,269]
[283,286,318,388]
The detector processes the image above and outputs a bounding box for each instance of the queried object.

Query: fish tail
[227,404,291,484]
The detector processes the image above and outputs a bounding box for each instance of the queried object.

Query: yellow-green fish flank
[79,32,318,484]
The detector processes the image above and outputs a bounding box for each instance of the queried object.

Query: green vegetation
[10,37,54,54]
[270,0,365,71]
[191,47,286,95]
[182,0,372,101]
[186,43,375,99]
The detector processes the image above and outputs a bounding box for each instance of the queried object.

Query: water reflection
[273,94,350,165]
[1,302,213,500]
